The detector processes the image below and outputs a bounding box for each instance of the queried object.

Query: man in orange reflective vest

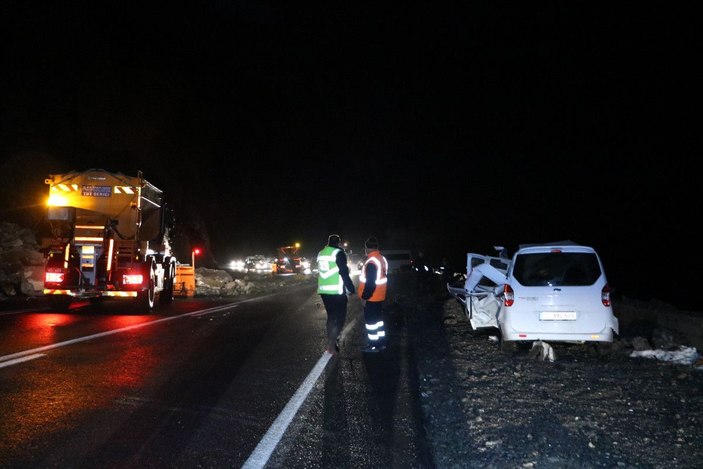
[358,236,389,353]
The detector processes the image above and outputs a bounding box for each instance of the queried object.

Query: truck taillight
[123,274,144,285]
[504,284,514,306]
[601,284,611,307]
[45,272,64,283]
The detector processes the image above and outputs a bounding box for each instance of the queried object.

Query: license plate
[540,311,577,321]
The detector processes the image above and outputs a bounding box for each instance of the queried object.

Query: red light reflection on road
[25,313,79,344]
[0,313,162,455]
[30,313,73,328]
[101,314,154,329]
[100,315,160,387]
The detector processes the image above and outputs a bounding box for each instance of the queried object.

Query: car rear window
[513,252,601,286]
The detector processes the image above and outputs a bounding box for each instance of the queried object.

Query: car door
[446,253,510,330]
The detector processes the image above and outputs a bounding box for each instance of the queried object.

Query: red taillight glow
[504,284,514,307]
[601,284,611,307]
[45,272,64,283]
[123,274,144,285]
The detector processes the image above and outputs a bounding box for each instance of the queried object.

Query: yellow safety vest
[317,246,343,294]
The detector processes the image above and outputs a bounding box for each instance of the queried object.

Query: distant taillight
[504,284,514,306]
[123,274,144,285]
[601,284,611,307]
[45,271,64,283]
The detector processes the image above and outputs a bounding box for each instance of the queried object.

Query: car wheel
[594,341,615,356]
[498,334,516,353]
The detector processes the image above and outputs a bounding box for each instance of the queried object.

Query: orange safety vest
[358,250,388,301]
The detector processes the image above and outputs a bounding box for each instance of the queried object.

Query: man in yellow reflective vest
[317,234,356,356]
[358,236,389,353]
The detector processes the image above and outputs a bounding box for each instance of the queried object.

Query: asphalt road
[0,275,432,468]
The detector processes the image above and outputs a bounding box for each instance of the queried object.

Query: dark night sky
[0,3,699,308]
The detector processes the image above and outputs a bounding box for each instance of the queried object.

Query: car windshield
[513,252,601,286]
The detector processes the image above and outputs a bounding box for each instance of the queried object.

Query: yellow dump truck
[42,168,177,311]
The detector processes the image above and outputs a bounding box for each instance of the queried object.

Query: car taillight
[504,284,514,307]
[45,271,64,283]
[123,274,144,285]
[601,284,611,307]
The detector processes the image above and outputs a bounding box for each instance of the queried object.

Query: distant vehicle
[272,244,310,274]
[230,259,246,271]
[348,252,363,275]
[245,255,273,272]
[448,241,619,352]
[381,249,413,273]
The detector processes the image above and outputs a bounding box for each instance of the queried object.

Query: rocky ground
[195,267,315,297]
[397,286,703,469]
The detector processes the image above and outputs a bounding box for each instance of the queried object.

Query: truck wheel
[159,264,175,305]
[48,295,72,312]
[138,266,156,311]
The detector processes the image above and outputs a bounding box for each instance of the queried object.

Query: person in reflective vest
[358,236,389,352]
[317,234,356,356]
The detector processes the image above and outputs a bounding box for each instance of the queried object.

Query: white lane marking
[242,352,332,469]
[189,304,239,317]
[242,299,359,468]
[0,303,240,365]
[0,353,46,369]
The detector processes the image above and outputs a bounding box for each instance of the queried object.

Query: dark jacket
[360,262,377,300]
[335,248,356,295]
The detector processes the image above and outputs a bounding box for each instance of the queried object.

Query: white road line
[242,313,360,468]
[242,351,332,469]
[0,353,46,369]
[4,290,337,467]
[0,302,239,365]
[189,304,239,317]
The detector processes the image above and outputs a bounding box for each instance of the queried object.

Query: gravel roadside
[401,288,703,469]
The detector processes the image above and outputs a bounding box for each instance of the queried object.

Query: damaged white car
[448,242,619,352]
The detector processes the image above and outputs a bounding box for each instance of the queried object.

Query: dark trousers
[321,294,348,349]
[363,300,386,346]
[416,270,432,294]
